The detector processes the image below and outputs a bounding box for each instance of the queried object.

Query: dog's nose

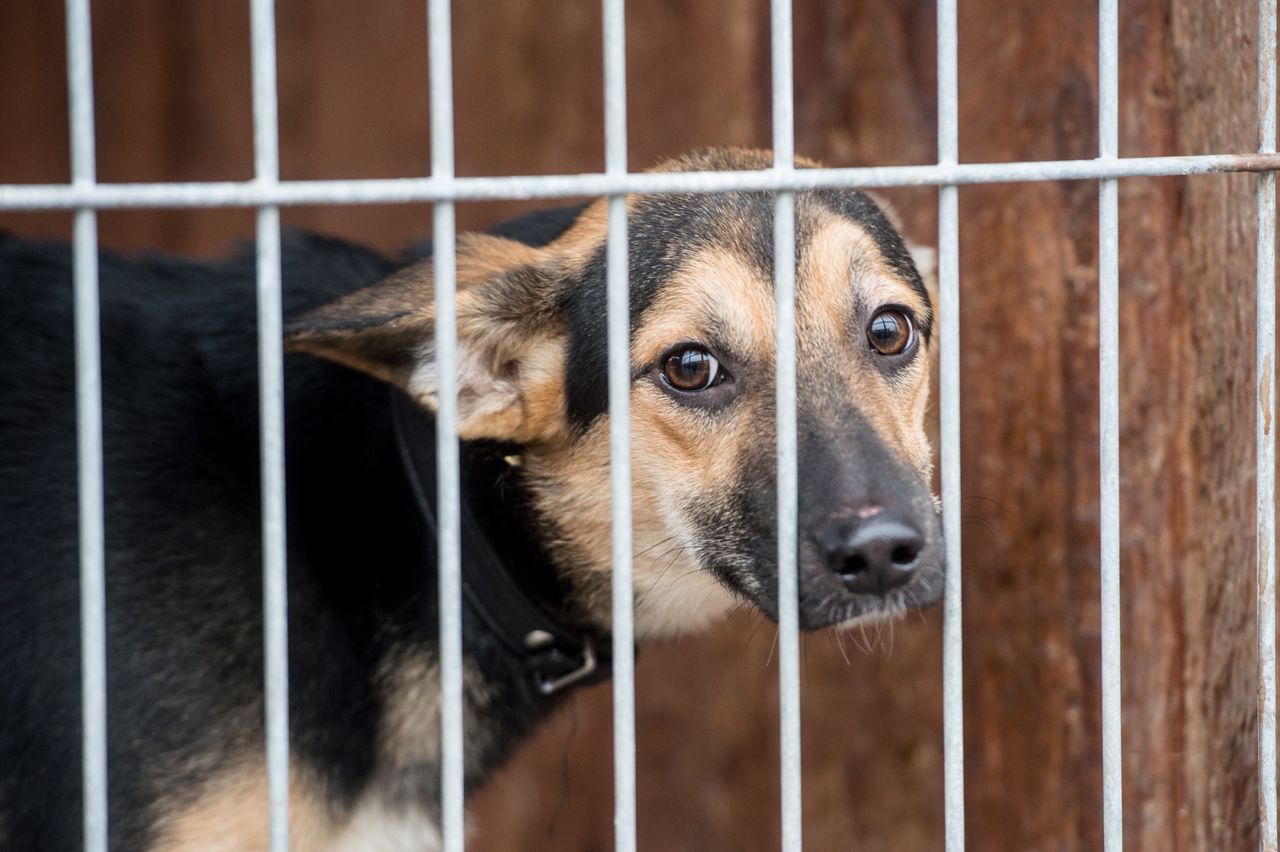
[818,509,924,594]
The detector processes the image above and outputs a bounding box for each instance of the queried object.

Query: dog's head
[287,148,943,638]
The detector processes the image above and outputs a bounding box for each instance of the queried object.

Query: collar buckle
[531,636,602,695]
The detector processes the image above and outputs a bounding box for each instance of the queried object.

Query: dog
[0,148,943,851]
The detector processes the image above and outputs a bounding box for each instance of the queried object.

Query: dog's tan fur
[288,149,937,640]
[153,765,332,852]
[152,651,503,852]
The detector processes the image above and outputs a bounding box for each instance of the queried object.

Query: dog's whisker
[633,545,695,610]
[835,629,852,666]
[647,564,703,601]
[632,534,679,561]
[826,628,852,667]
[743,609,768,650]
[765,627,780,668]
[852,624,873,656]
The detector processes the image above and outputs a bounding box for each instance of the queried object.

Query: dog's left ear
[285,234,567,444]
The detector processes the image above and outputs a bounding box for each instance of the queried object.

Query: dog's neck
[389,389,613,697]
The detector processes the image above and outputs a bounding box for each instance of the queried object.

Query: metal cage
[0,0,1276,849]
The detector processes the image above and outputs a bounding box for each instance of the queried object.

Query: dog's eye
[867,309,914,356]
[661,347,722,391]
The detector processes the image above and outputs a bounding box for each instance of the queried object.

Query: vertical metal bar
[427,0,464,849]
[1258,0,1278,848]
[65,1,107,849]
[602,1,636,850]
[249,0,289,848]
[1097,1,1124,850]
[936,0,965,849]
[769,0,802,849]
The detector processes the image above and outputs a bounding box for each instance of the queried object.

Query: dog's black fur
[0,207,590,850]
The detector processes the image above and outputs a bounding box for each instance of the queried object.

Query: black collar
[390,389,612,696]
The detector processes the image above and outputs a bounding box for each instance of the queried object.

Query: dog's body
[0,149,943,850]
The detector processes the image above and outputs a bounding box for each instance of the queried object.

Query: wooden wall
[0,0,1269,848]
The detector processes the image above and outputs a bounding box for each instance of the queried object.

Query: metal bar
[6,153,1280,212]
[769,0,802,849]
[1259,0,1278,848]
[937,0,965,849]
[1097,1,1124,850]
[65,1,107,848]
[601,0,636,850]
[427,0,464,849]
[249,0,289,848]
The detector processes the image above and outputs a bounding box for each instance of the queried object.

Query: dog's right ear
[285,234,569,444]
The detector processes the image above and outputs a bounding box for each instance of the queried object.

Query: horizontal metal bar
[2,153,1279,212]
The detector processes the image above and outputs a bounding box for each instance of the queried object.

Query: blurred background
[0,0,1266,848]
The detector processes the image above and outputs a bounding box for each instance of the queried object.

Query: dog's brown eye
[662,347,721,391]
[867,309,913,356]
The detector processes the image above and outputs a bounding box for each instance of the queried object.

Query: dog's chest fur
[319,653,498,852]
[326,800,443,852]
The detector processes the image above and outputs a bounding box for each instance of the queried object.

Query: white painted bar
[769,0,802,849]
[937,0,965,849]
[601,0,637,850]
[1097,1,1124,850]
[1258,1,1278,849]
[427,0,465,849]
[5,154,1280,213]
[248,0,290,848]
[65,0,108,849]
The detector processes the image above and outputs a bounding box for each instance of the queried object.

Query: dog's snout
[817,509,924,594]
